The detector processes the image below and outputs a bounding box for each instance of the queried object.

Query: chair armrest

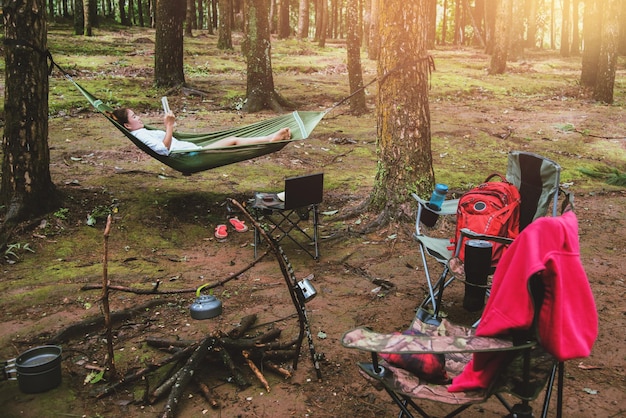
[411,193,459,216]
[459,228,515,246]
[342,327,534,355]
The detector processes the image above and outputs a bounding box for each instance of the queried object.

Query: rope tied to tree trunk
[3,38,67,76]
[331,54,435,111]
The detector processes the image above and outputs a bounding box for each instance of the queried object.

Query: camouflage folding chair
[343,212,597,418]
[412,151,562,321]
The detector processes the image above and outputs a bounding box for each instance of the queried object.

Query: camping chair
[250,173,324,260]
[412,151,561,320]
[343,211,597,418]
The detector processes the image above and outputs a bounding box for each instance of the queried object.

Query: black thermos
[463,240,493,312]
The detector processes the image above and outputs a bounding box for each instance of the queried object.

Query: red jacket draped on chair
[449,211,598,392]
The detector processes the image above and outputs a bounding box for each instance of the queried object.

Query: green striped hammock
[72,80,327,175]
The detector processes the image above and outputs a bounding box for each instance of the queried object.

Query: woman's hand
[163,111,176,129]
[162,112,176,150]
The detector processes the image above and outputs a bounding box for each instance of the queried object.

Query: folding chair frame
[413,151,562,320]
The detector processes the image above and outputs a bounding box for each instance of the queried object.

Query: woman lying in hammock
[112,108,292,156]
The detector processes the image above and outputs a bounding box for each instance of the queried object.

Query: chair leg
[557,362,564,418]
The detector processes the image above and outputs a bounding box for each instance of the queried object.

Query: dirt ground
[1,46,626,417]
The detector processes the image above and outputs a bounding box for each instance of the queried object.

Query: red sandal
[228,217,248,233]
[214,224,228,239]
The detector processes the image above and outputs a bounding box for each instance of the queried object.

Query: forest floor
[0,25,625,418]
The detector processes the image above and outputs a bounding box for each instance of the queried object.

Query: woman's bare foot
[270,127,291,142]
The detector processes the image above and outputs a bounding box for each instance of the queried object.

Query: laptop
[283,173,324,210]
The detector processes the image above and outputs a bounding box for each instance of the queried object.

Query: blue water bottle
[428,183,448,211]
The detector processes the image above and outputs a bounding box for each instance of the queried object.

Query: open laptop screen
[284,173,324,210]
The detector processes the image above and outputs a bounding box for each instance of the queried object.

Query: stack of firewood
[95,313,297,418]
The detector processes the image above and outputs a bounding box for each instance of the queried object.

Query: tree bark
[2,0,59,246]
[297,0,310,39]
[218,0,233,49]
[370,0,434,222]
[155,0,186,87]
[242,0,291,112]
[593,0,619,104]
[581,0,602,88]
[367,0,379,59]
[316,0,328,47]
[619,0,626,55]
[83,0,92,36]
[526,0,538,48]
[277,0,290,38]
[560,0,571,57]
[489,0,511,75]
[346,0,367,115]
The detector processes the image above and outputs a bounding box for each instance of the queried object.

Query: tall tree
[316,0,328,47]
[560,0,571,56]
[2,0,59,244]
[119,0,130,26]
[242,0,291,112]
[154,0,186,87]
[277,0,289,38]
[367,0,379,59]
[489,0,511,74]
[185,0,195,36]
[571,0,581,55]
[218,0,233,49]
[346,0,366,114]
[581,0,602,88]
[297,0,310,39]
[84,0,92,36]
[593,0,619,103]
[526,0,539,48]
[370,0,434,223]
[619,0,626,55]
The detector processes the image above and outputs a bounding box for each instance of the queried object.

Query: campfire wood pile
[94,313,299,418]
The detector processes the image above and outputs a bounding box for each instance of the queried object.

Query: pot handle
[2,358,17,381]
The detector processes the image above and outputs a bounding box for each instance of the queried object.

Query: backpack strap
[559,188,575,214]
[483,173,507,183]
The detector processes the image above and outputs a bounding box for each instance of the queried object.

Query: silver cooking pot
[3,345,62,393]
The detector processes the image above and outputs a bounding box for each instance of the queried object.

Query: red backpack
[452,173,521,264]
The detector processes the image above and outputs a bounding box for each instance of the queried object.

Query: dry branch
[193,376,220,409]
[243,350,270,392]
[49,299,169,344]
[228,314,257,339]
[263,360,292,379]
[96,343,198,399]
[160,335,217,418]
[80,250,269,294]
[217,347,250,389]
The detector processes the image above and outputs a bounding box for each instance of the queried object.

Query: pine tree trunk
[370,0,434,220]
[346,0,366,115]
[560,0,571,57]
[367,0,379,59]
[317,0,327,47]
[593,0,619,104]
[2,0,59,234]
[277,0,290,39]
[297,0,309,39]
[84,0,92,36]
[581,0,601,88]
[218,0,233,49]
[526,0,538,48]
[489,0,510,75]
[155,0,186,87]
[243,0,289,112]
